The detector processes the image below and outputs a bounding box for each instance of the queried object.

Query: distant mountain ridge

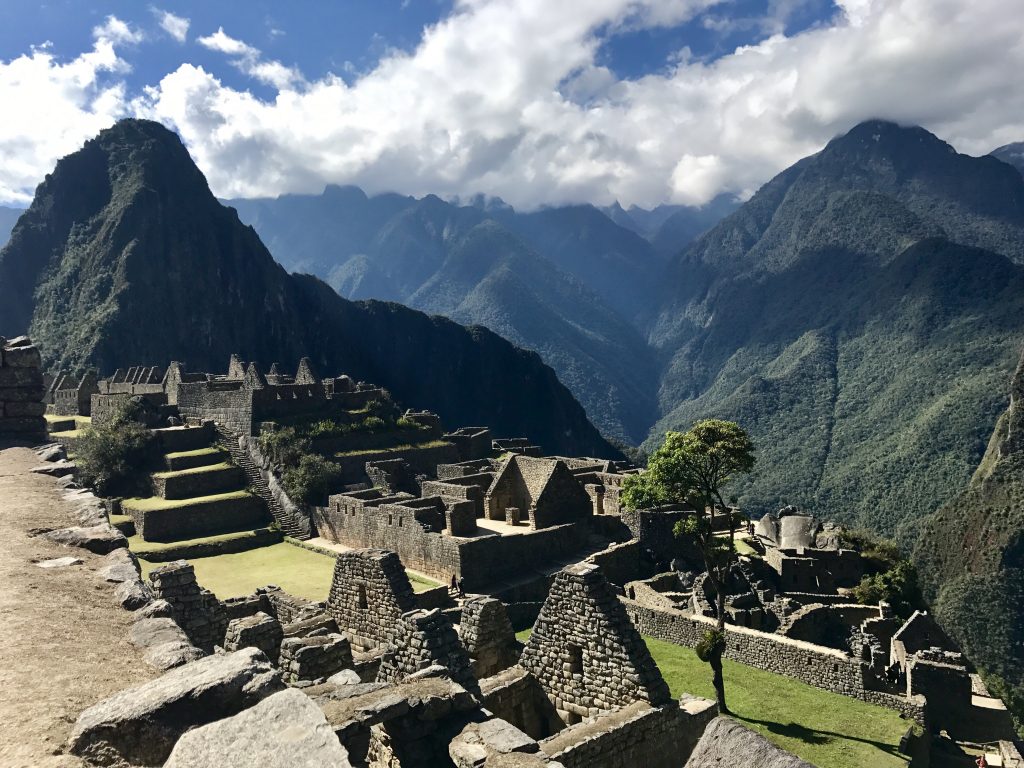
[991,141,1024,177]
[0,119,617,458]
[648,119,1024,536]
[227,186,730,443]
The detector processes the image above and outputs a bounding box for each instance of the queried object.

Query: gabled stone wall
[0,336,46,439]
[520,563,670,722]
[326,549,418,652]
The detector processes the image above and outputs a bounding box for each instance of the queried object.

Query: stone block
[2,342,41,367]
[0,366,43,387]
[67,648,285,767]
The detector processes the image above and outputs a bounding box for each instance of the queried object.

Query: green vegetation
[139,542,335,601]
[645,636,910,768]
[75,403,159,495]
[128,527,274,556]
[281,454,344,505]
[623,419,755,714]
[514,629,908,767]
[152,461,233,478]
[164,447,222,459]
[122,489,253,512]
[334,439,452,458]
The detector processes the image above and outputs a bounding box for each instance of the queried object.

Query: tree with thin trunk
[621,419,755,714]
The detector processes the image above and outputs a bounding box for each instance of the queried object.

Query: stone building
[484,455,593,528]
[326,549,418,652]
[0,336,46,439]
[49,371,99,416]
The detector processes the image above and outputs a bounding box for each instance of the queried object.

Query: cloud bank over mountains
[1,0,1022,208]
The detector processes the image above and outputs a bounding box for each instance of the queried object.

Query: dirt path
[0,444,155,768]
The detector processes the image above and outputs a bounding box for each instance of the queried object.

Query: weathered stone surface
[164,688,352,768]
[67,647,285,767]
[55,474,80,489]
[115,578,153,610]
[134,599,174,620]
[683,717,815,768]
[44,524,127,554]
[30,460,76,477]
[130,618,204,670]
[327,669,362,686]
[3,342,42,367]
[35,556,83,568]
[100,548,140,583]
[37,444,67,462]
[224,611,284,663]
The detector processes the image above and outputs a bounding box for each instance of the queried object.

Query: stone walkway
[0,444,154,767]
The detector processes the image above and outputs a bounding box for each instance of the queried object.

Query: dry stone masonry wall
[327,548,418,652]
[0,336,46,439]
[519,563,670,723]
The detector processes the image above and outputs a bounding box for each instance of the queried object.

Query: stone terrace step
[129,527,283,562]
[151,463,247,500]
[154,425,215,454]
[124,491,270,543]
[164,447,227,471]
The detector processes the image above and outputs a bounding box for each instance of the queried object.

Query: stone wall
[585,540,641,587]
[0,336,46,439]
[460,596,518,678]
[481,666,565,740]
[540,700,716,768]
[326,549,418,652]
[176,380,253,434]
[623,595,926,722]
[520,563,671,724]
[376,608,479,695]
[148,560,228,652]
[279,634,352,685]
[223,612,284,662]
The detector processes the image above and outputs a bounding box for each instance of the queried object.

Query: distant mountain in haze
[649,119,1024,536]
[0,205,23,249]
[227,188,708,443]
[991,141,1024,177]
[0,119,618,458]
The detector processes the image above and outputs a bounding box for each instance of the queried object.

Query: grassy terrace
[121,489,253,511]
[151,461,233,478]
[514,630,909,768]
[164,447,223,459]
[136,541,440,601]
[334,439,452,458]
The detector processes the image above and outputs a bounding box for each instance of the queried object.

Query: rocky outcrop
[683,717,814,768]
[43,524,127,555]
[129,618,204,671]
[67,647,284,766]
[163,688,351,768]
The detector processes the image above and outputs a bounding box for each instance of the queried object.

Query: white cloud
[0,40,130,203]
[195,27,303,89]
[92,15,144,47]
[154,9,190,43]
[4,0,1024,208]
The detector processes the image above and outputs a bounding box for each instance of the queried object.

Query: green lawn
[122,489,254,511]
[139,541,336,601]
[137,541,441,601]
[333,439,453,458]
[514,629,910,768]
[646,636,910,768]
[151,461,234,478]
[164,446,222,459]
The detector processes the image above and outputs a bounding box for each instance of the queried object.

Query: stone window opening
[398,517,403,527]
[388,514,393,525]
[568,643,583,675]
[358,584,368,610]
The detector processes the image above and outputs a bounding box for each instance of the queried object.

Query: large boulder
[684,718,815,768]
[67,647,284,766]
[44,524,126,554]
[164,688,352,767]
[129,618,204,671]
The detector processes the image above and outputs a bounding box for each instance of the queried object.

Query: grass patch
[408,572,442,592]
[164,447,223,459]
[129,527,272,554]
[138,542,336,602]
[514,629,908,768]
[45,414,91,425]
[50,429,85,438]
[122,490,253,512]
[284,536,439,593]
[644,636,910,768]
[333,439,452,458]
[152,462,234,478]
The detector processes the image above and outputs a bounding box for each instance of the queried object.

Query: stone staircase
[214,426,312,540]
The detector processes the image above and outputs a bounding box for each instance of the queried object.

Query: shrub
[839,528,902,574]
[852,560,923,620]
[258,427,311,466]
[76,407,158,495]
[281,454,344,505]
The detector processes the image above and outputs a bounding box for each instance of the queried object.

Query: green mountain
[992,141,1024,178]
[230,189,667,443]
[915,351,1024,718]
[0,119,617,459]
[649,120,1024,537]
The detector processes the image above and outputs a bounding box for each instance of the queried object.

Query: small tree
[621,419,754,714]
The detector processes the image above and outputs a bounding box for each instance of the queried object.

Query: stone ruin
[0,336,46,439]
[459,596,518,678]
[327,548,419,652]
[520,562,670,721]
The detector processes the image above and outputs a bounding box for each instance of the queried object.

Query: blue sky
[0,0,1020,208]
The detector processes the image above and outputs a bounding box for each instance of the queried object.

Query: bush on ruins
[281,453,344,506]
[77,400,159,495]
